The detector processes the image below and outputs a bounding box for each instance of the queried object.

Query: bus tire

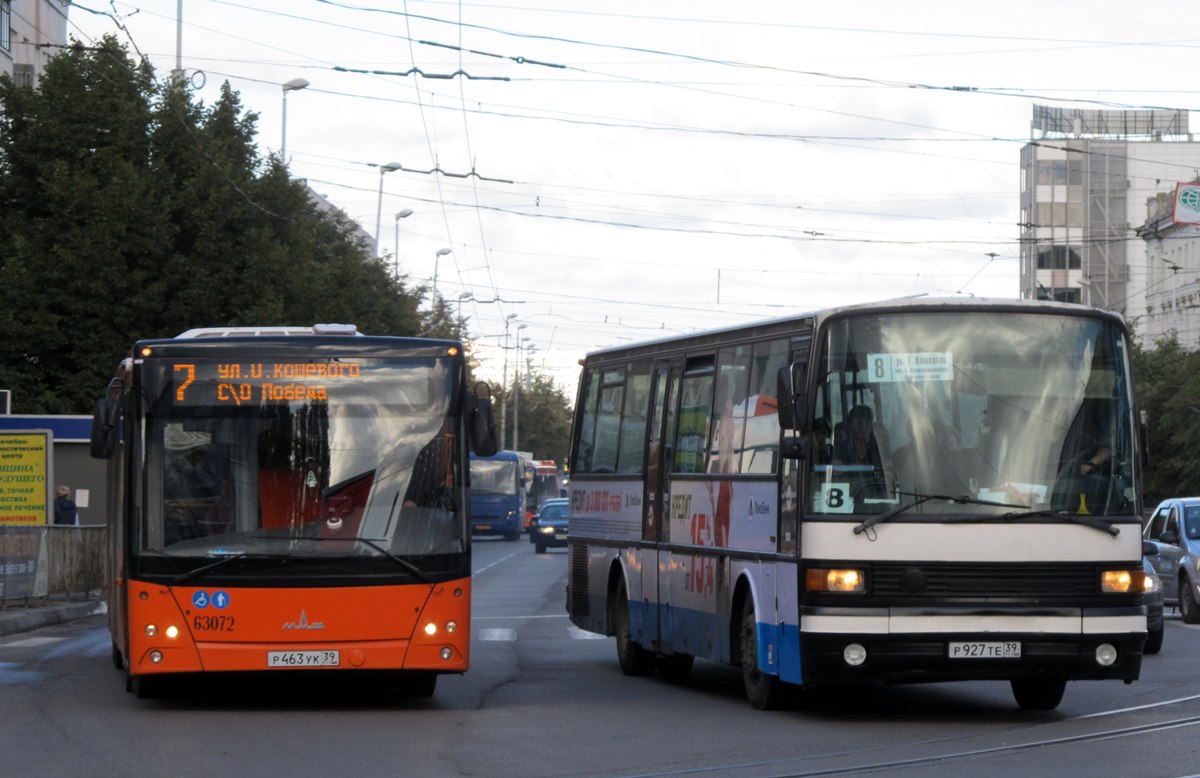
[1010,677,1066,710]
[405,672,437,698]
[131,675,164,700]
[740,596,783,710]
[1144,621,1164,655]
[615,581,655,676]
[1181,577,1200,624]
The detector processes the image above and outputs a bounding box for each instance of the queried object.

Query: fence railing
[0,526,106,603]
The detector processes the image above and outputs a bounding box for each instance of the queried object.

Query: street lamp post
[280,78,309,161]
[374,161,403,257]
[500,314,517,446]
[433,248,452,300]
[511,326,528,451]
[393,209,413,277]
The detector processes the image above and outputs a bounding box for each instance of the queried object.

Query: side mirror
[469,382,498,457]
[780,435,810,461]
[776,363,807,430]
[89,396,121,459]
[1143,540,1158,557]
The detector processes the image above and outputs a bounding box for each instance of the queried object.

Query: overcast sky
[66,1,1200,394]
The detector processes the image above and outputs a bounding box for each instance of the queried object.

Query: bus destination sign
[171,361,362,405]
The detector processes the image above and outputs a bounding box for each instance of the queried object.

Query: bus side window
[674,363,714,474]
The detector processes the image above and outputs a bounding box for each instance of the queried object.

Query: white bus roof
[175,324,362,338]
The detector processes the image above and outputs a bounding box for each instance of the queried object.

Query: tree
[496,369,573,465]
[1134,334,1200,503]
[0,37,426,414]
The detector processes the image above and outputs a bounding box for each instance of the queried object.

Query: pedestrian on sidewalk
[53,485,79,526]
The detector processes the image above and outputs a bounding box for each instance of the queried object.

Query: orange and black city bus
[90,325,496,698]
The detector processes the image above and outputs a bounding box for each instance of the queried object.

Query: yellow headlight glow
[1101,569,1143,593]
[806,568,865,593]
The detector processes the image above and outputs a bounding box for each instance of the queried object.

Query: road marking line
[568,626,607,640]
[479,628,516,641]
[2,637,66,648]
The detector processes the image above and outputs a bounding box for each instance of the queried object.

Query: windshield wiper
[271,535,432,582]
[172,551,249,585]
[853,491,1026,536]
[998,509,1120,537]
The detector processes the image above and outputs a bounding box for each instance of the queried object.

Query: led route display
[171,361,362,405]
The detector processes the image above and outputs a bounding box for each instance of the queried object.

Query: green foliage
[1133,334,1200,504]
[0,37,426,413]
[495,369,573,466]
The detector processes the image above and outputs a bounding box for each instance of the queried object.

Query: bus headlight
[1101,569,1142,593]
[423,622,438,636]
[144,624,158,638]
[165,625,179,639]
[806,568,865,593]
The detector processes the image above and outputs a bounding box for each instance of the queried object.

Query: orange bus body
[120,578,471,676]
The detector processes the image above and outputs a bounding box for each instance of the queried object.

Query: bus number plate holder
[267,650,340,668]
[948,641,1020,659]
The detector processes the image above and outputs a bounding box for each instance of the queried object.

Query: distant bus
[91,324,496,698]
[529,459,566,511]
[566,298,1148,710]
[468,450,527,541]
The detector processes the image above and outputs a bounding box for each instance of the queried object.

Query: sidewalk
[0,593,107,638]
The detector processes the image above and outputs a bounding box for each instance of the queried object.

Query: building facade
[1136,188,1200,347]
[1019,106,1200,330]
[0,0,69,87]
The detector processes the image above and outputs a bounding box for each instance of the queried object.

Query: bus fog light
[445,621,458,634]
[165,626,179,639]
[1096,643,1118,666]
[843,643,867,666]
[144,624,158,638]
[424,622,438,636]
[440,647,453,660]
[149,650,164,664]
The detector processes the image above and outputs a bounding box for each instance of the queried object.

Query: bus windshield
[810,311,1137,517]
[469,459,520,496]
[137,357,464,561]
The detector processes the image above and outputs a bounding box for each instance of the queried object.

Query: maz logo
[282,609,326,630]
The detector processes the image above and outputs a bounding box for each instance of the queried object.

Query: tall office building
[0,1,69,87]
[1019,106,1200,325]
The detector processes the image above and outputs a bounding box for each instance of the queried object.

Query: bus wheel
[404,672,437,698]
[1181,578,1200,624]
[1011,677,1066,710]
[615,581,654,676]
[740,597,783,710]
[131,675,164,700]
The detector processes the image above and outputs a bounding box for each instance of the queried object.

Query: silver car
[1143,497,1200,624]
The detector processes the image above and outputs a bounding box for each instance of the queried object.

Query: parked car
[529,498,569,553]
[1143,546,1164,655]
[1143,497,1200,623]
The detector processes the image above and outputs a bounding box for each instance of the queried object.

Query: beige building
[0,0,69,87]
[1019,106,1200,329]
[1136,188,1200,347]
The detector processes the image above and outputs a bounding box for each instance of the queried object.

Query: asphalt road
[2,538,1197,777]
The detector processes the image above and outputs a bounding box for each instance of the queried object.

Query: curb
[0,599,107,638]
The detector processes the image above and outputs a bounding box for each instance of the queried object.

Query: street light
[511,326,528,451]
[374,161,403,256]
[500,314,518,445]
[393,209,413,277]
[280,78,309,161]
[433,247,452,300]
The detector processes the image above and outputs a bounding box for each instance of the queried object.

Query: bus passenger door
[644,361,680,653]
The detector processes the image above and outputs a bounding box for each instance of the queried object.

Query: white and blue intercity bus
[565,297,1149,710]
